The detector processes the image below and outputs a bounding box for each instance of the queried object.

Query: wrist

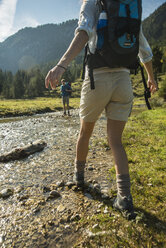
[148,76,155,82]
[56,64,67,70]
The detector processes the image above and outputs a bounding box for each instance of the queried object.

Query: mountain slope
[0,2,166,73]
[142,0,166,19]
[0,19,78,72]
[142,2,166,44]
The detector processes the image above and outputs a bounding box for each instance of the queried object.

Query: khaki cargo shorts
[79,70,134,122]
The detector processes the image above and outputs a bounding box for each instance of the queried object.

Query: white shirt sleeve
[75,0,99,40]
[138,26,153,63]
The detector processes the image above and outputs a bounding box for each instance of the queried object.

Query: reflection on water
[0,111,80,189]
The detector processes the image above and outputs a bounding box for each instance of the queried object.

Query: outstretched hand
[45,66,65,89]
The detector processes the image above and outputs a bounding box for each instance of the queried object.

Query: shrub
[159,76,166,100]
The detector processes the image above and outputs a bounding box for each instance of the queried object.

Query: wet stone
[0,188,14,199]
[70,214,81,222]
[47,190,61,200]
[65,181,75,189]
[56,180,65,188]
[92,223,100,229]
[17,193,29,201]
[57,204,66,213]
[32,206,40,214]
[72,185,79,191]
[43,186,51,193]
[15,186,24,193]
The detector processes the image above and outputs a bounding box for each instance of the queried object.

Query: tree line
[0,59,82,99]
[0,45,165,99]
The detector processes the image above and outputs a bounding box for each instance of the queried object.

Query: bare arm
[142,60,158,94]
[45,30,89,89]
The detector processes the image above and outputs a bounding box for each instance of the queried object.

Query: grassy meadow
[0,72,165,117]
[0,97,80,117]
[0,80,83,117]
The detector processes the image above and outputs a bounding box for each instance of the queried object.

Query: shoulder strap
[82,44,88,80]
[139,63,152,110]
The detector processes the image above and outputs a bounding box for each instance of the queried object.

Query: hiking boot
[73,171,84,187]
[113,194,137,220]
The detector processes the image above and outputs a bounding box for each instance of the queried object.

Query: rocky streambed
[0,110,115,248]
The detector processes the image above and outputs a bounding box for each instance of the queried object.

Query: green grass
[0,97,80,117]
[0,79,83,117]
[76,108,166,248]
[0,72,165,117]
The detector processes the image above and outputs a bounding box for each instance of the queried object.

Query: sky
[0,0,165,42]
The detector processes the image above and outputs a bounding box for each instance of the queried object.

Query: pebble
[57,204,66,213]
[0,235,5,243]
[56,180,65,188]
[64,225,70,229]
[43,186,51,193]
[66,181,75,188]
[103,206,109,214]
[47,190,61,200]
[0,188,14,199]
[92,224,99,229]
[17,193,29,201]
[70,214,81,222]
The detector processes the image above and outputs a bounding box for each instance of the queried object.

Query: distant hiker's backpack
[83,0,142,89]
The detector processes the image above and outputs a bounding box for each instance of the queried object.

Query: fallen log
[0,140,47,162]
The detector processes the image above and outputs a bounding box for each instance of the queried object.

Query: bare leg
[63,104,66,115]
[67,103,70,115]
[107,119,128,175]
[107,118,132,201]
[76,119,95,161]
[73,119,95,185]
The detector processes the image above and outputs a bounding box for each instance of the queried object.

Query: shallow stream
[0,110,113,247]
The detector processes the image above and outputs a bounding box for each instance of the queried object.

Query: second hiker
[60,79,72,116]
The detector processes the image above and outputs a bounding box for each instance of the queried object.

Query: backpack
[83,0,142,89]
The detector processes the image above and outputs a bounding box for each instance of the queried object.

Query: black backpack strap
[82,45,95,90]
[139,63,152,110]
[88,66,95,90]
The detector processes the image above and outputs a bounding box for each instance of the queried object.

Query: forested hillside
[0,19,78,73]
[142,2,166,44]
[0,3,166,73]
[0,3,166,100]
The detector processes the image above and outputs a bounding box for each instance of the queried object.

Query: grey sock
[74,160,86,173]
[116,174,131,197]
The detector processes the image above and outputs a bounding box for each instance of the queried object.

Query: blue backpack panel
[87,0,142,70]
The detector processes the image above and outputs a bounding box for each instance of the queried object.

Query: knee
[79,127,92,141]
[108,137,123,149]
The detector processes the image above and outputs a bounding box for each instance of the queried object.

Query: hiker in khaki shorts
[45,0,158,219]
